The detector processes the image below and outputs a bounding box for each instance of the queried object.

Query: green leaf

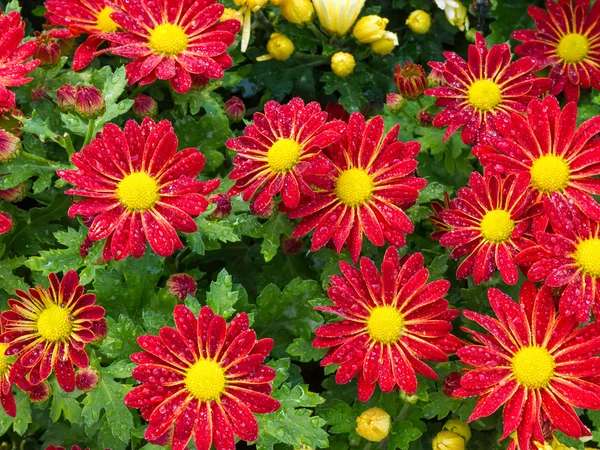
[319,399,356,434]
[0,256,28,294]
[258,211,294,262]
[286,336,327,363]
[93,66,134,129]
[422,391,462,420]
[0,390,31,436]
[388,419,424,450]
[206,268,240,319]
[50,377,82,424]
[321,66,371,112]
[97,315,143,361]
[4,0,20,12]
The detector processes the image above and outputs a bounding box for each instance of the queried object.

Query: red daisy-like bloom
[0,270,105,393]
[473,95,600,221]
[0,10,40,109]
[437,171,542,285]
[227,98,346,213]
[425,32,551,145]
[455,283,600,450]
[124,305,280,450]
[57,118,219,261]
[313,247,461,401]
[289,112,427,263]
[0,212,11,234]
[515,195,600,322]
[101,0,240,93]
[44,0,122,70]
[0,320,31,417]
[429,191,454,242]
[513,0,600,102]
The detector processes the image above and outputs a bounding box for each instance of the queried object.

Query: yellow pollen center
[96,7,118,33]
[148,23,189,56]
[574,237,600,278]
[0,344,10,377]
[467,79,502,112]
[530,155,571,194]
[480,209,515,244]
[116,172,160,211]
[367,306,404,344]
[37,305,72,342]
[185,359,226,402]
[557,33,590,64]
[511,346,555,389]
[267,138,302,173]
[335,168,374,207]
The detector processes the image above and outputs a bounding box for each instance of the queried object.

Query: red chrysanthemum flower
[313,247,461,401]
[289,112,427,262]
[515,195,600,322]
[0,10,40,108]
[0,319,31,417]
[455,283,600,450]
[473,95,600,221]
[0,270,105,392]
[227,98,346,213]
[101,0,240,93]
[425,33,551,145]
[124,305,280,450]
[46,446,89,450]
[45,0,122,70]
[0,212,11,235]
[437,171,541,285]
[513,0,600,102]
[57,118,219,261]
[429,191,453,242]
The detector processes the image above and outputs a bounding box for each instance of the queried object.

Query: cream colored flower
[444,1,469,31]
[312,0,366,37]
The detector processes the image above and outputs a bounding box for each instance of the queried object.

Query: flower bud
[191,74,210,89]
[250,197,276,218]
[32,86,49,102]
[234,0,267,12]
[266,33,295,61]
[276,0,315,25]
[0,108,23,137]
[34,32,61,67]
[28,380,51,403]
[75,367,100,392]
[90,317,108,343]
[433,431,466,450]
[428,64,445,87]
[225,97,245,122]
[406,10,431,34]
[132,94,158,118]
[56,84,76,112]
[399,391,419,404]
[0,130,21,162]
[331,52,356,78]
[80,236,93,259]
[371,31,398,56]
[282,237,302,255]
[465,28,476,43]
[0,183,26,202]
[0,212,12,235]
[417,109,434,126]
[353,15,389,44]
[209,193,232,220]
[445,2,469,31]
[386,93,404,112]
[442,372,463,399]
[443,419,471,443]
[75,85,105,119]
[221,7,242,22]
[166,273,197,303]
[394,61,427,99]
[356,408,391,442]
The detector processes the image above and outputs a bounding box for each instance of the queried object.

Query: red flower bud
[386,93,404,112]
[191,74,210,89]
[282,237,302,255]
[417,109,434,126]
[0,183,26,202]
[0,212,12,235]
[166,273,197,303]
[394,61,427,99]
[132,94,158,118]
[28,380,52,403]
[442,372,463,399]
[250,197,276,218]
[209,193,232,220]
[56,84,76,112]
[80,236,93,259]
[225,96,245,121]
[34,32,61,67]
[428,63,445,87]
[75,85,105,118]
[90,317,108,343]
[75,367,100,392]
[0,130,20,162]
[32,86,49,102]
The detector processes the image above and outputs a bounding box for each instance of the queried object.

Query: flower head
[74,84,105,118]
[0,182,26,203]
[0,129,20,162]
[227,98,346,213]
[0,212,12,235]
[438,171,541,285]
[1,270,105,392]
[34,32,61,66]
[331,52,356,77]
[56,84,76,112]
[386,93,404,112]
[425,33,552,145]
[406,10,431,34]
[444,1,469,31]
[313,0,366,36]
[433,431,466,450]
[132,94,158,118]
[46,446,89,450]
[124,305,280,450]
[394,62,427,99]
[353,15,389,44]
[166,273,197,302]
[58,118,219,261]
[290,113,426,262]
[263,32,295,61]
[101,0,240,93]
[224,96,245,121]
[208,193,232,220]
[74,367,100,391]
[455,284,600,450]
[356,407,391,442]
[272,0,315,25]
[0,320,31,416]
[443,419,471,443]
[371,31,398,56]
[28,380,51,402]
[473,95,600,221]
[313,248,460,400]
[513,0,600,102]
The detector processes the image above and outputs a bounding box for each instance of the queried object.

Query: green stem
[20,151,54,165]
[83,119,96,148]
[395,403,411,422]
[308,22,330,42]
[399,108,419,125]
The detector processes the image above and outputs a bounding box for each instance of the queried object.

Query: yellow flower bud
[406,10,431,34]
[371,31,398,56]
[356,407,391,443]
[313,0,366,36]
[331,52,356,77]
[353,15,389,44]
[442,419,471,444]
[221,7,242,22]
[276,0,315,24]
[235,0,268,12]
[432,431,466,450]
[266,32,295,60]
[444,2,469,31]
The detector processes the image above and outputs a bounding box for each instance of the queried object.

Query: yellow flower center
[37,305,72,342]
[530,154,571,194]
[148,23,189,56]
[116,172,160,211]
[185,359,226,402]
[557,33,590,64]
[96,7,118,33]
[574,237,600,278]
[480,209,515,244]
[267,138,302,173]
[0,344,10,377]
[335,168,374,207]
[367,306,404,344]
[467,79,502,112]
[511,346,555,389]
